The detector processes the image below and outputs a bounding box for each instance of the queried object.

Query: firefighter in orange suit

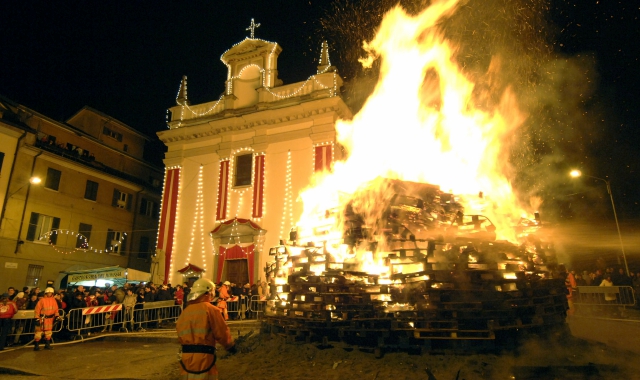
[34,287,59,351]
[176,278,235,379]
[216,281,231,320]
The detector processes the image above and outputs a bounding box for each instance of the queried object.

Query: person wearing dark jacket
[26,293,39,310]
[156,285,172,301]
[155,285,172,327]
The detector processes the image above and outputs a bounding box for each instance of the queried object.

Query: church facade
[156,37,352,286]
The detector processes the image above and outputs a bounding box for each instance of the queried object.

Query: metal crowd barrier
[212,295,267,321]
[225,296,244,320]
[132,300,182,331]
[66,304,125,337]
[66,301,182,337]
[8,309,66,344]
[247,295,267,319]
[573,285,636,317]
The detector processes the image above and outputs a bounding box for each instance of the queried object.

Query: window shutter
[152,202,159,219]
[112,189,120,207]
[50,217,61,244]
[105,229,114,250]
[139,199,147,215]
[126,193,132,210]
[26,212,39,241]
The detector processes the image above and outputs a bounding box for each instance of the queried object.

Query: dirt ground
[161,330,640,380]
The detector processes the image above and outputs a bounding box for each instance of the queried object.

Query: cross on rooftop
[246,18,261,39]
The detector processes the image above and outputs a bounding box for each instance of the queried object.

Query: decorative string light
[41,229,125,255]
[312,141,335,172]
[252,151,266,222]
[168,166,183,283]
[186,165,207,271]
[317,41,332,74]
[279,150,293,241]
[156,166,170,248]
[171,39,337,124]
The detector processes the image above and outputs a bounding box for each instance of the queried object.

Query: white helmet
[45,287,55,294]
[187,278,215,301]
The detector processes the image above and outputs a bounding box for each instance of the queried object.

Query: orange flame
[299,0,530,250]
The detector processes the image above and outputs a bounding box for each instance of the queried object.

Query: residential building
[0,96,163,290]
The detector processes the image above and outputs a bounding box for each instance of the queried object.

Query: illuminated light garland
[155,167,169,249]
[245,18,261,39]
[41,229,124,255]
[186,165,207,271]
[174,39,336,122]
[312,141,335,172]
[317,40,334,76]
[168,165,183,283]
[279,150,293,241]
[229,147,255,195]
[251,151,266,222]
[216,158,230,222]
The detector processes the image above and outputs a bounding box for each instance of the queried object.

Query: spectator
[182,282,191,301]
[174,285,184,307]
[123,289,137,332]
[7,287,16,301]
[135,288,146,331]
[250,282,259,298]
[26,293,39,310]
[101,299,118,333]
[615,268,632,286]
[0,293,18,350]
[600,274,616,316]
[14,292,27,310]
[70,292,85,309]
[157,285,172,301]
[145,285,156,303]
[231,283,242,298]
[95,290,105,306]
[633,272,640,294]
[592,270,604,287]
[12,292,27,346]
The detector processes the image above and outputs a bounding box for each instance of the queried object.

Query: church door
[226,259,249,285]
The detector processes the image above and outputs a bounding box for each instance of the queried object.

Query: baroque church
[155,26,352,286]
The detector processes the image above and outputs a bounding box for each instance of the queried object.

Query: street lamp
[13,175,43,254]
[570,169,629,276]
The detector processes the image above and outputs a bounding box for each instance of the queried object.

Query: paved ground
[0,317,638,379]
[0,321,259,380]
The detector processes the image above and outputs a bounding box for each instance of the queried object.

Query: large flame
[298,0,530,250]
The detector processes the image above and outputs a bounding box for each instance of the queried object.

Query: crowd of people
[0,279,270,350]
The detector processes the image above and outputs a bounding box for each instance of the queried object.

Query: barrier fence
[215,295,267,320]
[573,285,636,317]
[5,295,268,345]
[7,309,66,344]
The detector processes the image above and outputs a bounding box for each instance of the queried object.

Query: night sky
[1,1,638,218]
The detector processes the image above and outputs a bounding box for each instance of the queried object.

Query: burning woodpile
[263,180,568,354]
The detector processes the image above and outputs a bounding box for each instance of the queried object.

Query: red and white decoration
[211,218,262,284]
[157,167,181,284]
[314,144,332,172]
[252,154,265,218]
[82,304,123,315]
[216,244,256,284]
[216,160,230,221]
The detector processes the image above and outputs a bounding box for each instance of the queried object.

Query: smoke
[317,0,606,222]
